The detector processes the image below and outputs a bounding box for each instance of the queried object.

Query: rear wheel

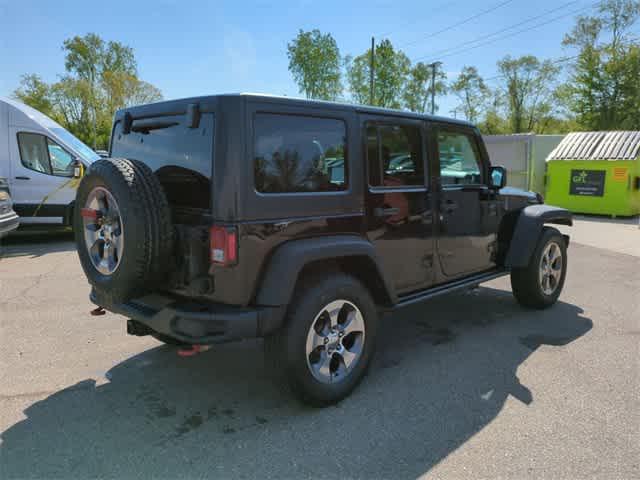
[511,227,567,309]
[266,273,378,406]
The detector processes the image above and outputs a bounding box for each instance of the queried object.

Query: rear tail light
[210,225,238,266]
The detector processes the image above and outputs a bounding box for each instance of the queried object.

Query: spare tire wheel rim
[539,241,562,295]
[305,300,366,384]
[82,186,124,275]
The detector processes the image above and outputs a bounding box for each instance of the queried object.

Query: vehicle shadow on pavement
[0,228,75,259]
[0,286,592,479]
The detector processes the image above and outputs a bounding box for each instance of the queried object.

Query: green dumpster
[545,131,640,217]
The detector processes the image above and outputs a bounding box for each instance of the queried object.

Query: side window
[366,123,424,188]
[47,138,74,176]
[17,133,51,174]
[17,133,74,177]
[437,131,483,185]
[254,113,347,194]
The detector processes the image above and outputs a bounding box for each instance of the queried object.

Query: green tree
[450,66,489,123]
[560,0,640,130]
[287,29,342,100]
[496,55,560,133]
[13,74,55,118]
[13,34,161,150]
[62,34,137,148]
[403,62,447,114]
[51,77,95,144]
[347,39,410,108]
[102,71,162,116]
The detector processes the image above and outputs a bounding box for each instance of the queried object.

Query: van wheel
[266,273,378,406]
[511,227,567,309]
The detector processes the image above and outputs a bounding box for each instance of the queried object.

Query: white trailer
[483,134,565,195]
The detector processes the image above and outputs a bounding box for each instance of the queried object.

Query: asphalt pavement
[0,221,638,479]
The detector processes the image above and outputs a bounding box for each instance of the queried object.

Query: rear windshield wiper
[130,120,179,133]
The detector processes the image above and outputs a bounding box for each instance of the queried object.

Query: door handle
[374,207,400,217]
[15,176,30,180]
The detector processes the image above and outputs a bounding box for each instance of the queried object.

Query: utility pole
[428,61,442,115]
[370,37,375,106]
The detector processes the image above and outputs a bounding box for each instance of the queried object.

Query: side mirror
[73,160,85,179]
[490,166,507,189]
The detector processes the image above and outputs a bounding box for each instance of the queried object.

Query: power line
[399,0,516,48]
[414,1,602,64]
[376,1,462,39]
[413,0,579,62]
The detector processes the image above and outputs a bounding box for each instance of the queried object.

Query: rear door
[363,115,436,295]
[434,125,499,278]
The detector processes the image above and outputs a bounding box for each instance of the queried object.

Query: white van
[0,98,99,225]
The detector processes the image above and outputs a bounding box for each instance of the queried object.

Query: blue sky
[1,0,599,116]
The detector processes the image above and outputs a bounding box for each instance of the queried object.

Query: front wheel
[266,273,378,406]
[511,227,568,309]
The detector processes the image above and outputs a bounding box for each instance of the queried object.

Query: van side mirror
[490,166,507,189]
[73,160,84,179]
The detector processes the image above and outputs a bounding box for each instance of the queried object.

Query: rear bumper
[0,211,20,236]
[90,289,286,344]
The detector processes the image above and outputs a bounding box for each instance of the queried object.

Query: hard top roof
[117,93,475,128]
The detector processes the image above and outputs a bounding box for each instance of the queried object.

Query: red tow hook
[177,344,211,357]
[80,208,103,220]
[90,306,106,316]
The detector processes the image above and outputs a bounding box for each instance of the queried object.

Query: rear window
[254,113,347,194]
[111,113,214,179]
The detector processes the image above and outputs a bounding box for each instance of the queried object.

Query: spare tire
[74,158,174,302]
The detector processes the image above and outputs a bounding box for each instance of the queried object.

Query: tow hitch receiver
[178,344,211,357]
[91,306,106,316]
[127,319,152,336]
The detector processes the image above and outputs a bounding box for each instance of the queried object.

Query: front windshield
[50,127,100,163]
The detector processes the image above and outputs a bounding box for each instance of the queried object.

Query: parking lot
[0,218,638,479]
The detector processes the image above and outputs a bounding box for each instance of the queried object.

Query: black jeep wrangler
[74,94,571,406]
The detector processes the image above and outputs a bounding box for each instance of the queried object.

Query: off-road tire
[74,158,173,303]
[265,273,378,407]
[511,227,567,309]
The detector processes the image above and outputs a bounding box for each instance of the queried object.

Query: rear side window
[254,113,347,194]
[366,123,424,188]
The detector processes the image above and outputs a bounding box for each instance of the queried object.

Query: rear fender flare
[255,235,396,307]
[504,204,572,268]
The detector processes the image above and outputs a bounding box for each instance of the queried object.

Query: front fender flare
[504,204,572,268]
[255,235,396,307]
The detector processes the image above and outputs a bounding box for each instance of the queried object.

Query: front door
[9,128,76,223]
[363,116,435,296]
[434,126,498,278]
